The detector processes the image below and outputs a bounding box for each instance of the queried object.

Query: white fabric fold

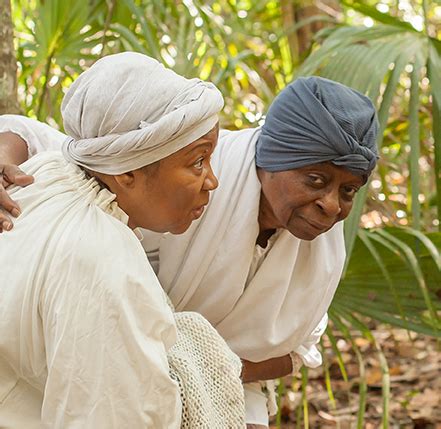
[61,52,223,174]
[157,128,346,363]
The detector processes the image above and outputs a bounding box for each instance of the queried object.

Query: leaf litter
[270,327,440,428]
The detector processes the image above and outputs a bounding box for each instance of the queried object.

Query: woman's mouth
[191,205,206,220]
[305,218,331,232]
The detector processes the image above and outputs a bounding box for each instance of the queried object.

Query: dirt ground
[269,327,441,428]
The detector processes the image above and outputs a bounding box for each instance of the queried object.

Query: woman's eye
[194,157,204,169]
[308,175,325,185]
[343,186,359,199]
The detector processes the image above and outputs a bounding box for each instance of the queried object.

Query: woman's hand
[0,164,34,232]
[240,354,294,384]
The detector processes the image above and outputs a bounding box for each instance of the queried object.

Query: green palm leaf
[334,227,441,337]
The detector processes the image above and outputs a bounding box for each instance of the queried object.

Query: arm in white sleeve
[294,313,328,368]
[0,115,66,157]
[40,226,181,428]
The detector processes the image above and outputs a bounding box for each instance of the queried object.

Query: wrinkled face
[257,162,365,241]
[111,125,219,234]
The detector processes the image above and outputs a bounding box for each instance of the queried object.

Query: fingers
[0,165,30,233]
[1,165,34,187]
[0,208,14,233]
[12,174,34,186]
[0,185,21,231]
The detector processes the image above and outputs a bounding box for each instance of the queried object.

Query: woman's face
[110,125,219,234]
[257,162,365,241]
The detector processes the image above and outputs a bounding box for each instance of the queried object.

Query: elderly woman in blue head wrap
[153,76,379,427]
[0,76,378,428]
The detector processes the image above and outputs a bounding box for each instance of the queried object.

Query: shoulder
[0,115,66,155]
[60,206,152,281]
[19,151,73,178]
[217,127,261,154]
[218,127,261,144]
[213,127,261,173]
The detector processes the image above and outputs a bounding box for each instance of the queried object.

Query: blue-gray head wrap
[256,77,379,176]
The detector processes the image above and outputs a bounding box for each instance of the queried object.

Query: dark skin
[0,132,364,387]
[257,163,365,244]
[89,125,219,234]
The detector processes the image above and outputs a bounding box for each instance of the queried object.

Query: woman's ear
[113,171,136,189]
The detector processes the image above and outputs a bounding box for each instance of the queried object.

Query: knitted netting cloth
[168,312,246,428]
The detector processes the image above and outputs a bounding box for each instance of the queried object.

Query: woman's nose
[316,189,341,217]
[203,165,219,191]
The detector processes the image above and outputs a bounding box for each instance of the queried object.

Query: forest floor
[269,327,440,428]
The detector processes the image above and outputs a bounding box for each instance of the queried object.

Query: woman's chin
[135,215,195,235]
[169,220,193,235]
[288,226,322,241]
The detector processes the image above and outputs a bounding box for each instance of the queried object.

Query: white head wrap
[61,52,224,174]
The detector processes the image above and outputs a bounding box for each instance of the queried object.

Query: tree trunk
[0,0,20,114]
[295,0,342,58]
[280,0,300,65]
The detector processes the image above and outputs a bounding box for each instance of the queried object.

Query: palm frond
[335,227,441,337]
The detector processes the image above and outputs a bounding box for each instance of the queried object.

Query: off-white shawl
[158,127,346,363]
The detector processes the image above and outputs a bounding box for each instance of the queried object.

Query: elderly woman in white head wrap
[0,52,245,428]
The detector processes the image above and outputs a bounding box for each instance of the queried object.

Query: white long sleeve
[0,114,65,156]
[294,313,329,368]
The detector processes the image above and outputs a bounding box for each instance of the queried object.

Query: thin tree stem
[37,53,53,121]
[99,0,116,59]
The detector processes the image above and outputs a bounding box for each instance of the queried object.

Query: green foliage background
[9,0,441,425]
